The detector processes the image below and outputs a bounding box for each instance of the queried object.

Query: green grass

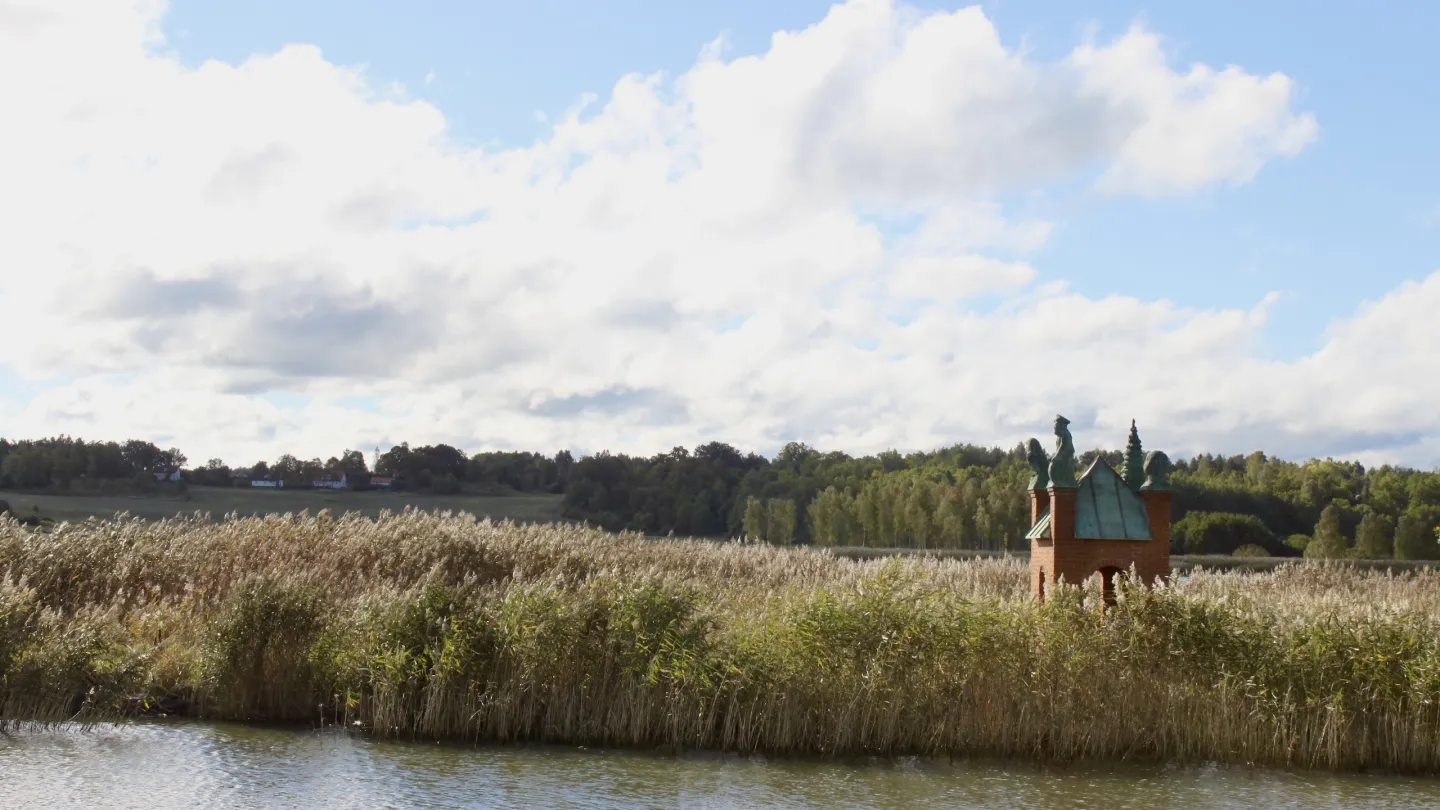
[0,487,566,525]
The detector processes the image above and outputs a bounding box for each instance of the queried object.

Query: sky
[0,0,1437,468]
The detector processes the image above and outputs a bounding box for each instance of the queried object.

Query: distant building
[369,476,394,489]
[153,467,182,483]
[313,473,349,490]
[1025,415,1172,605]
[251,479,285,488]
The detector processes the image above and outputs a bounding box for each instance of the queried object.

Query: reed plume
[2,509,1438,772]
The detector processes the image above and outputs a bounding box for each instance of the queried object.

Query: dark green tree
[766,498,797,545]
[1304,504,1348,559]
[552,449,574,493]
[1,449,51,488]
[1394,512,1440,560]
[121,440,167,474]
[432,472,461,494]
[1122,420,1145,491]
[1354,508,1394,559]
[1173,511,1278,555]
[743,497,767,542]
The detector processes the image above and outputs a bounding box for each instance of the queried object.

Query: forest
[2,430,1438,559]
[559,437,1440,559]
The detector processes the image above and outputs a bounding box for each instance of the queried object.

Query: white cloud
[1072,25,1319,196]
[4,0,1423,469]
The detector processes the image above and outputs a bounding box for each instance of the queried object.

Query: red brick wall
[1031,485,1171,601]
[1029,489,1050,526]
[1028,488,1052,600]
[1048,486,1076,543]
[1030,487,1076,600]
[1030,538,1054,600]
[1047,538,1170,589]
[1141,489,1173,555]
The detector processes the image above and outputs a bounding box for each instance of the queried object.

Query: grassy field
[0,487,566,525]
[4,512,1440,772]
[1,494,1425,575]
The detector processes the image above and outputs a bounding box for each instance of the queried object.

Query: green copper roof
[1023,460,1153,542]
[1025,509,1051,540]
[1073,459,1152,541]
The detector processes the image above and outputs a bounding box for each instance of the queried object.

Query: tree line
[0,437,186,490]
[2,432,1438,559]
[0,437,568,496]
[560,439,1440,559]
[563,440,1046,549]
[1168,452,1440,560]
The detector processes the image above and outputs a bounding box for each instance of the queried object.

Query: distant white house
[153,467,182,483]
[251,479,285,488]
[313,473,348,490]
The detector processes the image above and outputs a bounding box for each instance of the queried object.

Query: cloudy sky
[1,0,1437,468]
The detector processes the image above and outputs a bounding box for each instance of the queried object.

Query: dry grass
[2,509,1440,773]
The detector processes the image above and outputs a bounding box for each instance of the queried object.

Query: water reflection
[2,722,1438,809]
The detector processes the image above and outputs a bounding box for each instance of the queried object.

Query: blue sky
[160,0,1440,360]
[1,0,1436,466]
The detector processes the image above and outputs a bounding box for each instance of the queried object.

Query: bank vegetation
[2,510,1440,773]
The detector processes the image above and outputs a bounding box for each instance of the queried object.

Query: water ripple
[2,723,1438,809]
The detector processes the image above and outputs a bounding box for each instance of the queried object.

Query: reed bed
[3,509,1440,773]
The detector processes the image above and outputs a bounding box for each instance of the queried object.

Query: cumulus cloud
[1072,26,1319,195]
[2,0,1421,468]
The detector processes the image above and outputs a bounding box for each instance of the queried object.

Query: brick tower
[1025,415,1172,602]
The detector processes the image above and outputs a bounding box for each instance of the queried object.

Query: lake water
[3,722,1439,809]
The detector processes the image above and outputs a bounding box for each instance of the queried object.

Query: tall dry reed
[2,509,1439,772]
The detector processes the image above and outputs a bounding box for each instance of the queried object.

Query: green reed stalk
[2,510,1439,772]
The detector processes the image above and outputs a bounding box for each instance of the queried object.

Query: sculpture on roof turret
[1025,438,1049,491]
[1048,414,1078,488]
[1141,450,1172,491]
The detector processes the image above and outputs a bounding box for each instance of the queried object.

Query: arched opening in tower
[1098,566,1123,608]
